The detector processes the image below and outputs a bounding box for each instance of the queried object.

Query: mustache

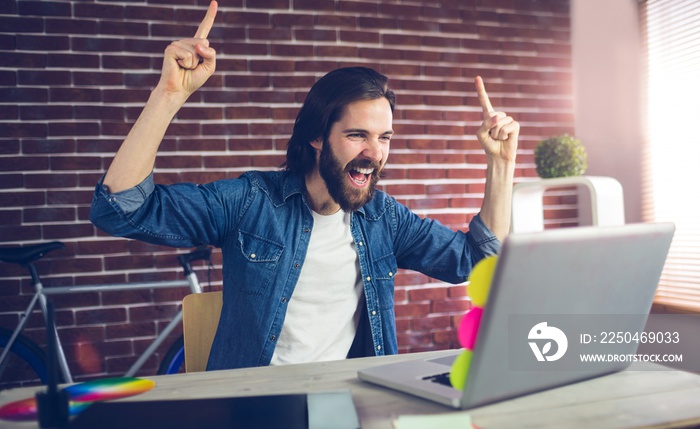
[346,158,382,172]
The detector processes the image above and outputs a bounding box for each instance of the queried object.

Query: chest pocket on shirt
[372,253,398,309]
[237,230,284,295]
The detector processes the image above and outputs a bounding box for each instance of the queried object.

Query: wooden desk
[2,349,700,429]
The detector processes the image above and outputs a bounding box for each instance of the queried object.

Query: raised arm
[103,1,218,193]
[474,76,519,243]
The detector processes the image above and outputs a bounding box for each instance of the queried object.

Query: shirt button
[294,263,300,269]
[270,335,276,341]
[376,345,381,351]
[358,242,363,246]
[388,272,393,277]
[366,276,371,282]
[281,297,287,303]
[304,228,310,233]
[250,253,256,259]
[371,310,377,316]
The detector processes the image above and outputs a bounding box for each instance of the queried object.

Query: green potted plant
[534,134,587,178]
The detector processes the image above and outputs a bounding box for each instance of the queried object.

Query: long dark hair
[283,67,396,176]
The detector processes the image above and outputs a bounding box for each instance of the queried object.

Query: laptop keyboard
[422,372,452,387]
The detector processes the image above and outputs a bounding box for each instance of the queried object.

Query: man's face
[317,98,393,212]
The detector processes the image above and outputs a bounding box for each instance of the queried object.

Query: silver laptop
[358,223,675,409]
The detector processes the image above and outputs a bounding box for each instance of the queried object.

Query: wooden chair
[182,291,223,373]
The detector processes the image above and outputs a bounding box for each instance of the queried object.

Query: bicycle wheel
[157,335,186,375]
[0,327,48,390]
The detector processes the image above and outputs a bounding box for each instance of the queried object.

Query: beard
[318,140,382,212]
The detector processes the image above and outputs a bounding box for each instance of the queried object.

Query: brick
[249,27,292,41]
[380,3,422,17]
[394,302,431,318]
[50,290,100,310]
[339,1,379,14]
[152,286,190,302]
[43,223,96,240]
[227,138,274,151]
[272,13,314,27]
[0,52,46,69]
[48,122,100,137]
[0,138,20,154]
[105,322,156,340]
[0,190,46,207]
[122,72,160,88]
[45,18,98,34]
[408,287,448,302]
[102,54,151,70]
[129,304,180,322]
[271,43,314,57]
[432,298,471,313]
[431,329,458,346]
[0,122,47,139]
[17,1,69,16]
[249,90,296,104]
[24,173,78,189]
[16,35,69,51]
[0,34,17,50]
[71,37,124,52]
[0,88,48,103]
[412,315,451,331]
[340,30,379,44]
[0,16,43,33]
[47,53,99,69]
[76,308,127,325]
[396,331,431,347]
[125,5,174,21]
[19,105,71,120]
[247,0,290,9]
[225,106,271,119]
[73,71,123,87]
[221,10,267,26]
[250,122,292,135]
[0,70,17,86]
[426,182,468,194]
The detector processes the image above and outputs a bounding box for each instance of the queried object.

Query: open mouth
[347,167,374,187]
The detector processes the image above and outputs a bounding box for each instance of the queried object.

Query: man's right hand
[101,1,219,193]
[157,1,218,99]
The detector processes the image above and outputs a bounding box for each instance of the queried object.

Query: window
[642,0,700,311]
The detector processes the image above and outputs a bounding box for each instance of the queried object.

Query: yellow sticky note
[449,349,472,390]
[467,255,498,307]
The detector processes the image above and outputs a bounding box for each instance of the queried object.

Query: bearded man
[90,1,519,371]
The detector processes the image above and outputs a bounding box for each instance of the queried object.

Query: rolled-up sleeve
[467,213,501,257]
[94,173,155,214]
[89,173,156,238]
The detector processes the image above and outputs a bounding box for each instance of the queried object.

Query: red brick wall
[0,0,574,384]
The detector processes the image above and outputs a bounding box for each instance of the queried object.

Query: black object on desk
[36,299,69,428]
[69,390,360,429]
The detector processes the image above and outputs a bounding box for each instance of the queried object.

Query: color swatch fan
[0,377,155,422]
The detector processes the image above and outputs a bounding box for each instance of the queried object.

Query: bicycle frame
[0,247,209,384]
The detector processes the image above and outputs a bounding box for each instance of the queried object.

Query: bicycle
[0,241,213,390]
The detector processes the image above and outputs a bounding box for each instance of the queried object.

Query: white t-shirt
[270,209,363,365]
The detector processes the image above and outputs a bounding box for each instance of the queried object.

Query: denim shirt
[90,170,501,370]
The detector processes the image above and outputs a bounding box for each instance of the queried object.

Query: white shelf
[511,176,625,233]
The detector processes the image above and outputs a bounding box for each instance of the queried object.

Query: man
[90,1,519,371]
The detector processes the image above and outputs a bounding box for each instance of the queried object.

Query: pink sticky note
[457,307,483,350]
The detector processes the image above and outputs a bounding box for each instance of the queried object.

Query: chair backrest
[182,291,223,373]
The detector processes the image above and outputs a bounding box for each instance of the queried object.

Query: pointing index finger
[475,76,494,115]
[194,1,218,39]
